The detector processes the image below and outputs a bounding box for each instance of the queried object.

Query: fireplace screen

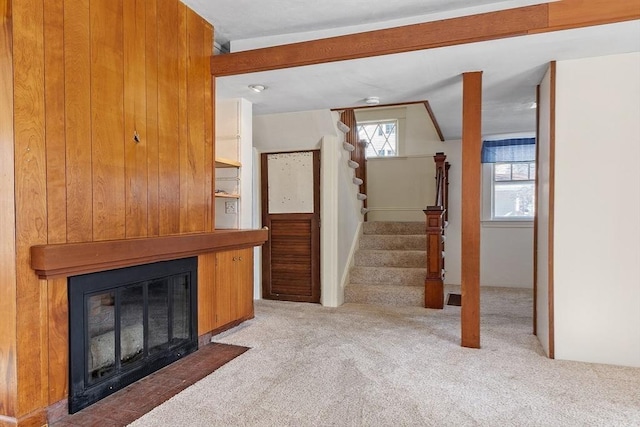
[69,257,198,413]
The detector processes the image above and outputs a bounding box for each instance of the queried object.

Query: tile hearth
[50,343,249,427]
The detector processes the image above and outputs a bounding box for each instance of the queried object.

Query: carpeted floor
[129,286,640,426]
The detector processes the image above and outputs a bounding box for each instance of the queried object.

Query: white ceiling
[182,0,640,139]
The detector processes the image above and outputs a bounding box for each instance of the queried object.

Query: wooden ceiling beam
[210,1,640,77]
[211,5,548,76]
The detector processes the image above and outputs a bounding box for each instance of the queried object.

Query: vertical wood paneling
[178,4,189,232]
[47,279,68,404]
[12,0,48,415]
[204,24,214,232]
[461,71,482,349]
[146,0,160,236]
[124,0,148,238]
[4,0,216,417]
[64,0,92,242]
[43,8,66,406]
[197,253,215,335]
[209,74,216,230]
[0,0,17,418]
[44,0,66,244]
[91,0,125,241]
[157,0,180,235]
[185,9,206,232]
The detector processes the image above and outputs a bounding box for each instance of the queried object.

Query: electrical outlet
[224,201,236,214]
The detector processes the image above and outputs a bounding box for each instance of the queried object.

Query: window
[357,120,398,158]
[492,162,535,219]
[481,137,536,222]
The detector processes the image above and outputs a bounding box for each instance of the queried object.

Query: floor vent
[447,293,462,306]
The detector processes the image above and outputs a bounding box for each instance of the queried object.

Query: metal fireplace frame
[68,257,198,413]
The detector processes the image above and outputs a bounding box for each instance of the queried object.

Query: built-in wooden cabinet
[198,247,255,335]
[214,248,255,328]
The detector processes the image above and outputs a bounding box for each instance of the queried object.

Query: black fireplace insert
[68,257,198,413]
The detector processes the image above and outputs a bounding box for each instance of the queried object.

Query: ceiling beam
[211,5,548,76]
[210,1,640,77]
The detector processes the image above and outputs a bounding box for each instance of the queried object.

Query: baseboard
[0,408,47,427]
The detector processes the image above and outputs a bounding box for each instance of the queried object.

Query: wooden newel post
[424,206,445,308]
[424,151,448,309]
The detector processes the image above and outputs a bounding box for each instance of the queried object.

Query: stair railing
[340,109,368,217]
[424,152,449,309]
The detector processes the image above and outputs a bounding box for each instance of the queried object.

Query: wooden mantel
[31,229,268,279]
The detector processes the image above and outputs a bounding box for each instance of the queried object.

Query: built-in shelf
[30,229,268,279]
[215,157,241,168]
[215,193,240,199]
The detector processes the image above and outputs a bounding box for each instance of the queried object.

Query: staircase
[344,221,426,307]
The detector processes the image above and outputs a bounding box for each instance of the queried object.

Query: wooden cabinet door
[235,248,254,320]
[214,250,235,328]
[213,248,255,330]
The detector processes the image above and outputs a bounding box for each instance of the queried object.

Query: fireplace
[68,257,198,413]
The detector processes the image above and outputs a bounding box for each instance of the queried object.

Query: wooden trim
[203,314,255,338]
[0,0,17,418]
[545,0,640,32]
[0,409,47,427]
[548,61,556,359]
[423,101,445,142]
[30,229,268,279]
[211,5,548,76]
[533,84,540,337]
[332,99,428,112]
[460,71,482,349]
[261,151,321,303]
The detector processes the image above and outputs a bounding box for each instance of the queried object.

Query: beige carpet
[129,287,640,426]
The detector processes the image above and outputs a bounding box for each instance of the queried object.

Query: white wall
[253,109,337,152]
[253,109,362,307]
[356,104,446,221]
[215,98,254,230]
[439,138,533,289]
[536,65,553,357]
[481,224,533,288]
[366,156,436,222]
[553,52,640,367]
[335,112,363,304]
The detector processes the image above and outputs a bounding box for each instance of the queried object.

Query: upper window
[357,120,398,158]
[492,162,535,219]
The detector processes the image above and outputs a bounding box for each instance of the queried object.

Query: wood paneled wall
[1,0,214,423]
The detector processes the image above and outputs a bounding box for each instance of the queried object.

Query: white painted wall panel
[554,52,640,367]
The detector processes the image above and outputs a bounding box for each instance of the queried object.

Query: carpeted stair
[345,221,426,307]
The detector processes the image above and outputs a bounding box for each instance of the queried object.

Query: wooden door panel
[262,151,320,303]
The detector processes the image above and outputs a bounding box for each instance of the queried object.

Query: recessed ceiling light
[364,96,380,105]
[248,84,267,93]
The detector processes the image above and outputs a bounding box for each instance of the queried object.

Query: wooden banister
[341,109,367,217]
[424,152,449,309]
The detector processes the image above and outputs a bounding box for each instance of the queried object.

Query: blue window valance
[481,138,536,163]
